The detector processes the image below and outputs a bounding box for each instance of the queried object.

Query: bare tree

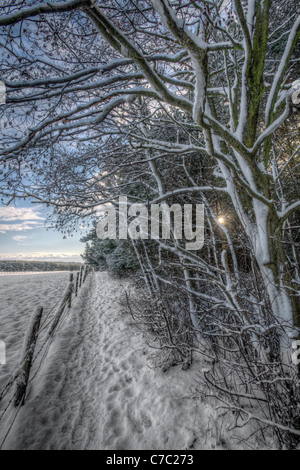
[0,0,300,446]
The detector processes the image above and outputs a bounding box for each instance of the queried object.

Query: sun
[218,216,225,225]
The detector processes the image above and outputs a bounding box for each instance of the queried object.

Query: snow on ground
[0,272,70,389]
[0,272,248,450]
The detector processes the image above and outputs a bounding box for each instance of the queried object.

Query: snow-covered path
[3,272,219,450]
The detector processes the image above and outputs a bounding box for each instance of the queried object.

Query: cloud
[0,222,40,233]
[0,252,82,262]
[0,207,43,222]
[0,206,43,234]
[12,235,31,242]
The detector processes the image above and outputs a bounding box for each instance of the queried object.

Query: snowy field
[0,272,253,450]
[0,272,70,389]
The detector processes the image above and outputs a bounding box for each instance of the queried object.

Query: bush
[81,226,138,277]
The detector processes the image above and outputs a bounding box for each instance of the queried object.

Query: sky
[0,199,85,262]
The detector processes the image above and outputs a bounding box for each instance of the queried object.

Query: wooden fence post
[68,273,74,308]
[79,266,83,288]
[14,306,43,406]
[48,281,74,338]
[75,271,79,297]
[83,265,89,284]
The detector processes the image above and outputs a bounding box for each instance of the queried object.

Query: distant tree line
[0,260,83,272]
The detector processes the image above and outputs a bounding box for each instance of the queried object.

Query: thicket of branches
[0,0,300,448]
